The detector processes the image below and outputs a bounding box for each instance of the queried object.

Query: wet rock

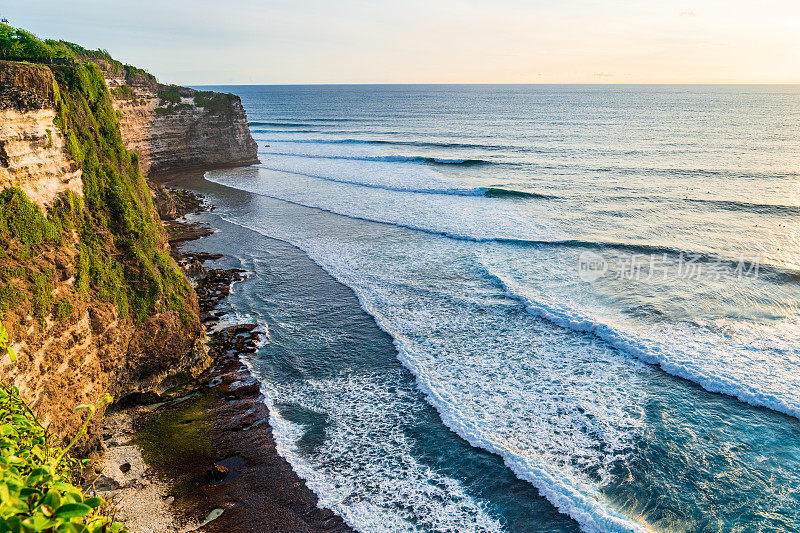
[208,463,229,483]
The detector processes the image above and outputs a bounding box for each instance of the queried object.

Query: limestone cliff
[0,61,82,207]
[0,57,248,450]
[0,235,209,447]
[99,61,258,177]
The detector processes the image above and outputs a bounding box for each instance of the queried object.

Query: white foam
[254,321,271,348]
[256,154,481,195]
[295,241,650,533]
[215,206,652,533]
[480,263,800,422]
[255,371,506,532]
[206,167,567,243]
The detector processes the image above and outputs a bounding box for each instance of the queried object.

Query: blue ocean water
[190,84,800,532]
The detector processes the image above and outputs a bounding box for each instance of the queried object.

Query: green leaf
[22,514,54,531]
[55,502,92,519]
[5,347,15,363]
[40,489,62,510]
[83,497,103,509]
[56,522,86,533]
[62,491,83,504]
[26,468,52,486]
[2,515,23,533]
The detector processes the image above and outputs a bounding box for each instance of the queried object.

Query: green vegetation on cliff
[0,25,193,322]
[0,23,155,83]
[52,61,191,322]
[0,26,202,533]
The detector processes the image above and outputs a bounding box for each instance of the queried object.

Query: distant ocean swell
[209,171,797,279]
[260,151,492,166]
[254,163,544,198]
[254,137,514,151]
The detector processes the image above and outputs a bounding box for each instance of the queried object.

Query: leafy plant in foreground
[0,366,125,532]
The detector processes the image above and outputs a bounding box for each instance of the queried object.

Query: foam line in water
[483,266,800,422]
[253,136,513,151]
[254,161,487,196]
[205,168,568,243]
[205,169,798,280]
[240,364,507,532]
[248,121,337,127]
[211,212,649,533]
[259,150,492,166]
[320,291,647,533]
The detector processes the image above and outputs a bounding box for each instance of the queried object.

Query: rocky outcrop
[0,230,210,450]
[0,59,218,448]
[100,62,258,178]
[0,61,82,207]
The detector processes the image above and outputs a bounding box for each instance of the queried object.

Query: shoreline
[92,170,352,533]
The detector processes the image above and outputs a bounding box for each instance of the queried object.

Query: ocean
[183,84,800,532]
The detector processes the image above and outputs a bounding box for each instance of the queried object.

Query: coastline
[92,171,352,533]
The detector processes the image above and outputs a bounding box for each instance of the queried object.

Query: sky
[3,0,800,85]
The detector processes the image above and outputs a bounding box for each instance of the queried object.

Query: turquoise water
[189,85,800,532]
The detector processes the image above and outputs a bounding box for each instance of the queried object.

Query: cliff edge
[0,61,82,206]
[99,60,258,177]
[0,27,257,452]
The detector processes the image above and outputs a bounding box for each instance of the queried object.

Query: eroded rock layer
[101,62,259,177]
[0,61,82,207]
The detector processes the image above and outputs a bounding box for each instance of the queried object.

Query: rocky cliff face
[0,61,82,207]
[0,235,209,447]
[0,58,256,448]
[100,62,258,177]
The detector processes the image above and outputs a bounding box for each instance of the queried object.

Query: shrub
[0,284,23,315]
[110,85,135,100]
[157,87,181,106]
[30,271,54,325]
[0,189,62,249]
[194,91,235,114]
[54,299,73,322]
[0,378,126,533]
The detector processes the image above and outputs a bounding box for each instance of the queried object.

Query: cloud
[680,11,696,17]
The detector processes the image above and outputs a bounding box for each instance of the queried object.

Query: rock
[0,62,84,207]
[93,445,148,491]
[208,463,229,482]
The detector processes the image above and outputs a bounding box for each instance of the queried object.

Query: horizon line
[190,82,800,87]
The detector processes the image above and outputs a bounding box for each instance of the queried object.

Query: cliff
[0,58,215,449]
[0,22,261,451]
[98,60,258,177]
[0,61,82,206]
